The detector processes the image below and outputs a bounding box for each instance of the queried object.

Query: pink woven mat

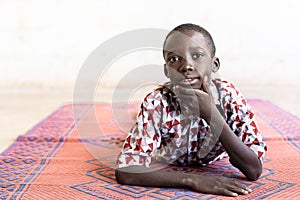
[1,99,299,199]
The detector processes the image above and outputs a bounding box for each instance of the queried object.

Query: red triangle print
[173,119,180,126]
[166,121,172,129]
[125,156,133,164]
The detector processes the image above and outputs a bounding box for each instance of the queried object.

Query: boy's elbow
[115,167,137,185]
[230,157,263,181]
[115,168,126,184]
[246,171,261,181]
[246,164,262,181]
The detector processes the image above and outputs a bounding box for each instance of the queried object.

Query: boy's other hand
[183,175,252,197]
[175,76,217,122]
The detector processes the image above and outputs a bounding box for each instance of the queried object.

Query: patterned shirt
[116,79,267,168]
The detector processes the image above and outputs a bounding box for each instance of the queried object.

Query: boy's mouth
[178,77,200,87]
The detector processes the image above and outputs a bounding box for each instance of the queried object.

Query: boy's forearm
[220,124,262,180]
[210,109,262,181]
[115,166,191,189]
[115,165,252,196]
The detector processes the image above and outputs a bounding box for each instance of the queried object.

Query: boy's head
[163,23,216,57]
[163,23,220,90]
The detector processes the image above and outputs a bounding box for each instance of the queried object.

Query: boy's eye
[168,56,181,63]
[192,53,203,59]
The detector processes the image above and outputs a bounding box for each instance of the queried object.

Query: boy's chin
[192,85,202,90]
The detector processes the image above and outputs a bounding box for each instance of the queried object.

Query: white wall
[1,0,300,89]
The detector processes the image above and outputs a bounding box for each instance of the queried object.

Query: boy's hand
[117,166,252,197]
[175,76,217,122]
[184,175,252,197]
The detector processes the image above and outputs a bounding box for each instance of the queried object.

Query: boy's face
[163,30,219,90]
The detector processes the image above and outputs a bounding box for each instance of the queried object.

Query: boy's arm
[176,77,263,180]
[210,109,262,180]
[115,165,251,197]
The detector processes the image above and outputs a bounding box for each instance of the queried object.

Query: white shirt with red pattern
[116,79,267,168]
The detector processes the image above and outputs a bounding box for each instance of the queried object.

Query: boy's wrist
[205,106,223,125]
[182,175,195,189]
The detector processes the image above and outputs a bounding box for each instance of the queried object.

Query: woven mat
[1,99,299,199]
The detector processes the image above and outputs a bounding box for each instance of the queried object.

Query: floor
[1,85,299,153]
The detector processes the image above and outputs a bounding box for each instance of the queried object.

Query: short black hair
[163,23,216,57]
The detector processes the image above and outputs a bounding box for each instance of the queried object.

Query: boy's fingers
[218,188,238,197]
[202,76,214,98]
[175,85,194,95]
[202,76,210,94]
[175,85,202,96]
[178,94,198,107]
[225,180,251,195]
[233,182,252,193]
[233,181,250,191]
[175,76,211,97]
[227,185,249,195]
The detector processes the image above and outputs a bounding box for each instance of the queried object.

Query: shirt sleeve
[223,82,267,163]
[116,90,162,168]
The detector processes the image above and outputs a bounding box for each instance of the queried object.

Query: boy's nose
[179,60,195,72]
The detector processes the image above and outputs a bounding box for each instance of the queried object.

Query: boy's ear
[164,64,169,78]
[212,57,220,72]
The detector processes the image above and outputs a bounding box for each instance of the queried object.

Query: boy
[115,23,267,197]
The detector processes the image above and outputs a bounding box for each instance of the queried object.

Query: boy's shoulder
[212,78,247,107]
[213,78,242,95]
[213,78,237,89]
